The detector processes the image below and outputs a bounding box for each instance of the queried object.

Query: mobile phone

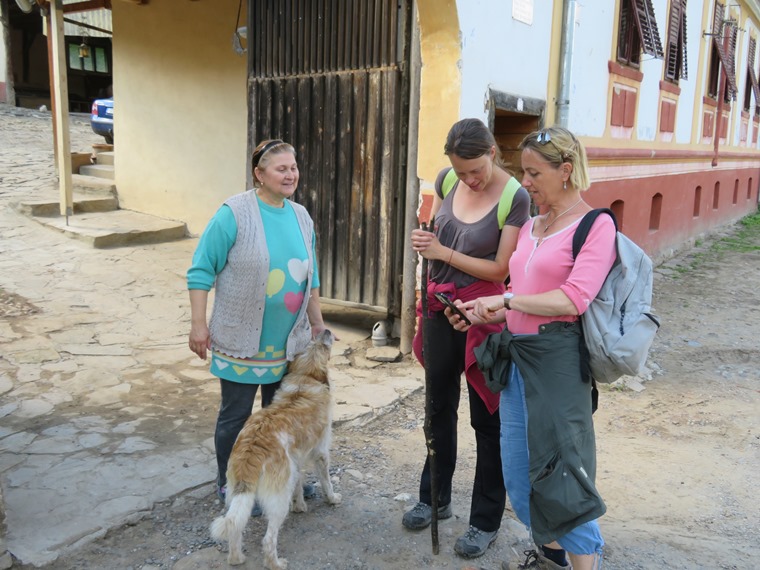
[433,292,472,326]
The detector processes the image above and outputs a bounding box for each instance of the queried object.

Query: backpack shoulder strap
[441,168,459,198]
[497,176,522,230]
[572,208,619,259]
[441,171,520,230]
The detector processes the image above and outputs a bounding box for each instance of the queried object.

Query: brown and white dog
[210,329,341,569]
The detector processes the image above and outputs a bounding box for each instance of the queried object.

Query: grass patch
[712,208,760,253]
[668,208,760,277]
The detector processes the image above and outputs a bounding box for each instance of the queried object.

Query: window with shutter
[664,0,688,82]
[744,37,760,112]
[617,0,665,68]
[707,2,738,101]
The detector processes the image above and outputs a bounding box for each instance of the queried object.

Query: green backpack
[440,168,521,229]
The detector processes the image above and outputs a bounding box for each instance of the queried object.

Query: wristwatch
[503,292,514,310]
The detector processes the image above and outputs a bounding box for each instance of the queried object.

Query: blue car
[91,98,114,144]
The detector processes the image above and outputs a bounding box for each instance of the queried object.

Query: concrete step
[16,194,119,217]
[28,209,187,248]
[79,164,114,180]
[96,151,114,166]
[72,174,116,196]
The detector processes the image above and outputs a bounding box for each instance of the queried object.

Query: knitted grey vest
[208,190,315,360]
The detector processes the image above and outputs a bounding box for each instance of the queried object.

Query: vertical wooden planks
[247,0,410,311]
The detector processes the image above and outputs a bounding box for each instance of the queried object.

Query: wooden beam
[62,0,112,13]
[62,16,112,35]
[49,0,74,218]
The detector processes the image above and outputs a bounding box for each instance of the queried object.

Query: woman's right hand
[411,228,445,260]
[444,300,486,331]
[459,295,507,325]
[189,322,211,360]
[467,295,506,323]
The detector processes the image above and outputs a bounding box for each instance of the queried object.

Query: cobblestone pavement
[0,104,422,567]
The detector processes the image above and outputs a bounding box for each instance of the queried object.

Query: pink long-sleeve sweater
[506,215,617,335]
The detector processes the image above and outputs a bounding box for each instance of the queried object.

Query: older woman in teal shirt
[187,139,325,502]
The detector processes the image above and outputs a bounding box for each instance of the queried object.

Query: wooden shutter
[748,37,760,105]
[712,2,738,99]
[665,0,682,80]
[681,0,688,79]
[631,0,664,58]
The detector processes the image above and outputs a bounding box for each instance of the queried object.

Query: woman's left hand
[411,228,446,260]
[471,295,504,323]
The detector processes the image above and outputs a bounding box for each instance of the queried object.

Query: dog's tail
[210,492,256,541]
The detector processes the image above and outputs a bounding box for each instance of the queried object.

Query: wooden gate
[247,0,412,314]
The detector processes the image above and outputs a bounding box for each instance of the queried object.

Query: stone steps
[17,149,187,248]
[27,209,187,248]
[79,163,114,180]
[16,194,119,217]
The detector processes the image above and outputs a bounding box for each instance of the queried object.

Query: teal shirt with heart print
[189,197,320,384]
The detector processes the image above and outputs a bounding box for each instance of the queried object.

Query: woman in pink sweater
[455,126,616,570]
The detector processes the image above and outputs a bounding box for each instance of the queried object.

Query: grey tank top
[430,168,530,288]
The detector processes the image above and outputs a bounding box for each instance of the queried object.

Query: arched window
[611,200,625,230]
[649,193,663,231]
[693,186,702,217]
[713,181,720,210]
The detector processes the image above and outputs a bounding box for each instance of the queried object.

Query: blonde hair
[519,126,590,191]
[251,139,296,187]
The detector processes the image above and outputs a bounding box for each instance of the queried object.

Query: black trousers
[214,378,281,489]
[418,312,506,532]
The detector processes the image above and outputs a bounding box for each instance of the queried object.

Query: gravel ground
[3,103,759,570]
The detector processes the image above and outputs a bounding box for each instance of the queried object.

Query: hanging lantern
[79,41,90,59]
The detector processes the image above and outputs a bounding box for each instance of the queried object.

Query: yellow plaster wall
[112,1,248,235]
[415,0,461,185]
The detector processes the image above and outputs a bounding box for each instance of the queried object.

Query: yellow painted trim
[691,0,713,144]
[603,0,624,141]
[610,0,622,62]
[415,0,461,184]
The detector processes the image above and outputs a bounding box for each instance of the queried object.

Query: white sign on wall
[512,0,534,26]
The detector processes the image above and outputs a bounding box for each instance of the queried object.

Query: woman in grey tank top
[404,118,530,559]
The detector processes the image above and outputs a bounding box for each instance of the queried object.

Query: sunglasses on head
[536,129,570,161]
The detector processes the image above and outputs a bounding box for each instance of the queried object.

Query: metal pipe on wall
[556,0,577,128]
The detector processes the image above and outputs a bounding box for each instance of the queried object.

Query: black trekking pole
[420,219,440,555]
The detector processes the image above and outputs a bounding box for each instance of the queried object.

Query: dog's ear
[316,329,334,348]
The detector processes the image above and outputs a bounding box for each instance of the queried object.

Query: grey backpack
[572,209,660,384]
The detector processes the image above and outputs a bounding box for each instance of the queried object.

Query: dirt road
[3,104,758,569]
[19,215,757,570]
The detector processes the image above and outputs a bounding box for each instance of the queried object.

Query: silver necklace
[542,198,583,233]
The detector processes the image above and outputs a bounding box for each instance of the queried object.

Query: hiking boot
[302,482,316,500]
[401,501,453,530]
[503,549,572,570]
[454,525,498,558]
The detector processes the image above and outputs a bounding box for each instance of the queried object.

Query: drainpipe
[556,0,577,128]
[400,2,421,355]
[712,27,731,167]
